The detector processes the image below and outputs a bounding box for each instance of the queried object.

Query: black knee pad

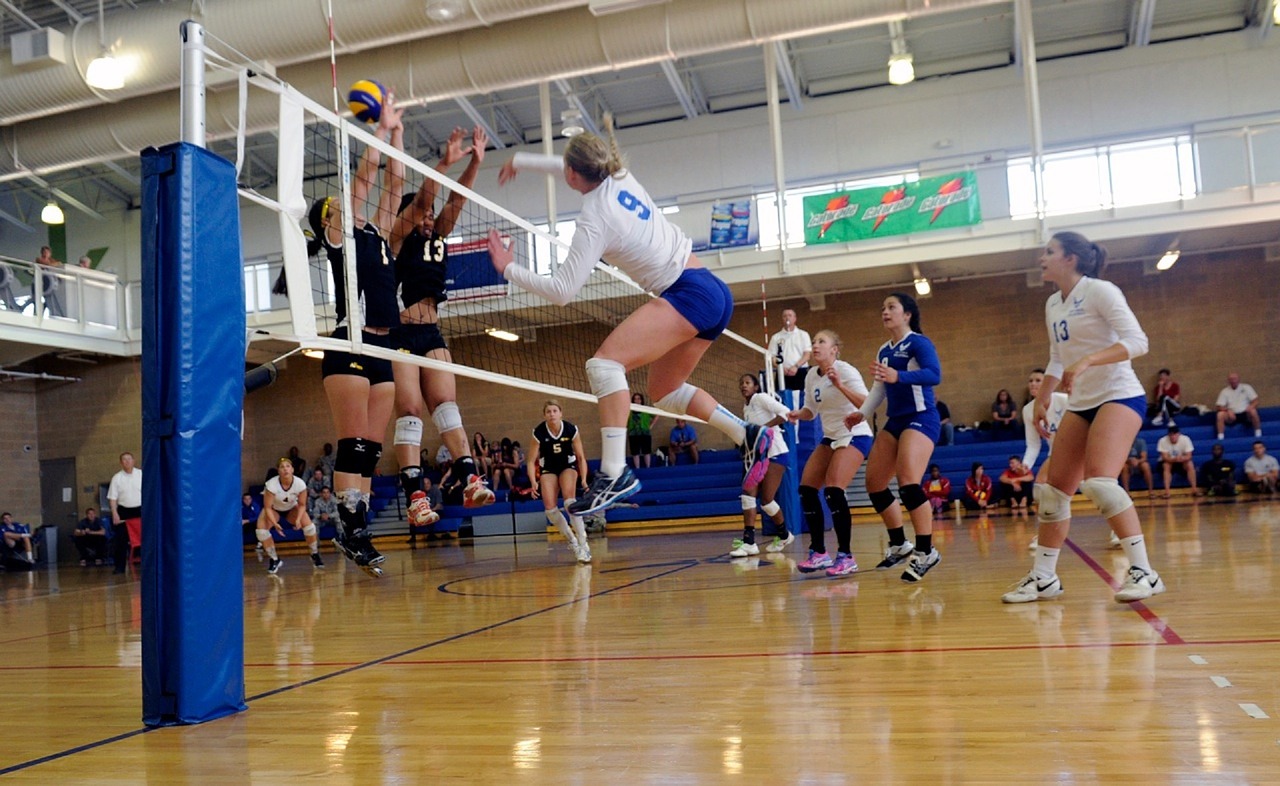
[335,437,366,475]
[799,485,822,515]
[899,483,928,511]
[363,441,383,478]
[868,488,897,513]
[823,486,850,516]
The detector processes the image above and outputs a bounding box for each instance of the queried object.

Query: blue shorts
[883,410,942,443]
[1072,395,1146,423]
[660,268,733,341]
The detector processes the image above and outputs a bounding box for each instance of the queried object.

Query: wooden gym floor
[1,498,1278,783]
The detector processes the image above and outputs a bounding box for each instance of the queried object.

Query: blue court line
[0,559,699,776]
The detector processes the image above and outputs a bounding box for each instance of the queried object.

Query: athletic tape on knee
[255,529,274,542]
[363,441,383,477]
[868,488,897,513]
[394,416,424,446]
[431,401,463,435]
[585,358,629,399]
[654,383,697,416]
[899,483,928,512]
[761,500,781,517]
[1081,476,1133,519]
[302,524,317,538]
[740,494,757,512]
[1036,484,1072,523]
[335,437,365,474]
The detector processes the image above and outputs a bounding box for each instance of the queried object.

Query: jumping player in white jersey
[730,373,793,557]
[787,331,874,577]
[527,400,593,564]
[256,458,322,574]
[485,118,772,515]
[1002,231,1165,604]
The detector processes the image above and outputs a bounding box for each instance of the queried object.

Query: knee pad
[255,528,274,542]
[302,524,317,538]
[394,416,424,447]
[654,383,697,416]
[1081,476,1134,519]
[761,500,781,517]
[1036,484,1072,524]
[585,358,629,399]
[823,486,849,514]
[431,401,463,435]
[363,441,383,477]
[335,437,366,474]
[899,483,928,511]
[340,487,363,514]
[740,494,757,512]
[1032,483,1043,504]
[868,488,897,514]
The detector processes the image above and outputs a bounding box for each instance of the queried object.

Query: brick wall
[0,388,40,521]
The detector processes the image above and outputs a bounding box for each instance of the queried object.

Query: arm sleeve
[1098,282,1149,360]
[1044,302,1065,380]
[503,211,607,307]
[510,152,564,176]
[896,338,942,386]
[859,381,887,419]
[762,395,791,420]
[1022,402,1042,468]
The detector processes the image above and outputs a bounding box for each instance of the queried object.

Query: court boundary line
[1065,536,1186,645]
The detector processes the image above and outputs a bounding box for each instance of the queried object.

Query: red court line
[1064,536,1185,645]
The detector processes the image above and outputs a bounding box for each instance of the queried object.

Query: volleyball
[347,80,385,123]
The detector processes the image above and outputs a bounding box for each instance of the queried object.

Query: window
[244,262,273,313]
[528,220,576,276]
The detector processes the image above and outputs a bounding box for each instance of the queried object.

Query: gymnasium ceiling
[0,0,1277,301]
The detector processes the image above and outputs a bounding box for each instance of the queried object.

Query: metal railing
[0,256,128,333]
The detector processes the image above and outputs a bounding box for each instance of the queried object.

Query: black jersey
[323,222,401,329]
[396,228,449,307]
[533,420,579,474]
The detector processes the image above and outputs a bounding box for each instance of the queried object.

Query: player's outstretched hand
[498,159,519,185]
[486,229,513,274]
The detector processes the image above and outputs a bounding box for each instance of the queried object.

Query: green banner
[802,171,981,245]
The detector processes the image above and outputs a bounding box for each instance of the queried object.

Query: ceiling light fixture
[887,19,915,86]
[560,108,585,138]
[913,277,931,296]
[485,328,520,342]
[302,349,325,359]
[85,0,125,90]
[41,201,65,225]
[425,0,464,22]
[1155,248,1180,271]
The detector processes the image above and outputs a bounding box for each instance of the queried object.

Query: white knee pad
[431,401,463,435]
[1036,484,1072,524]
[394,415,424,447]
[340,487,363,514]
[740,494,756,511]
[760,500,781,517]
[302,524,317,538]
[585,358,629,399]
[255,528,274,542]
[654,383,697,416]
[1080,476,1134,519]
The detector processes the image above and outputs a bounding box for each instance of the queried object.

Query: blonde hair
[814,329,842,350]
[564,113,625,183]
[543,399,562,413]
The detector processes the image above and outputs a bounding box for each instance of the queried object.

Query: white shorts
[766,425,789,459]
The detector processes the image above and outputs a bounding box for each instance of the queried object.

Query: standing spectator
[990,389,1019,438]
[1216,372,1262,440]
[1200,444,1237,498]
[286,446,307,477]
[34,246,65,317]
[1,512,35,564]
[668,419,700,466]
[936,400,954,446]
[1157,425,1198,498]
[963,462,993,512]
[78,255,93,268]
[107,451,143,574]
[627,392,654,469]
[768,308,813,392]
[1120,435,1154,497]
[1147,368,1183,426]
[924,465,951,517]
[315,442,336,486]
[311,486,340,532]
[999,456,1035,510]
[73,507,109,566]
[1244,441,1279,494]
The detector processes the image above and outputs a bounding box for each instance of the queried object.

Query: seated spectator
[1216,372,1262,440]
[471,432,492,479]
[287,446,307,477]
[311,486,339,529]
[315,442,336,486]
[962,462,993,512]
[1200,444,1237,498]
[924,464,951,517]
[999,456,1034,510]
[668,418,700,465]
[306,468,327,512]
[1120,435,1155,496]
[1157,425,1199,498]
[1244,441,1279,494]
[936,400,954,446]
[241,493,262,542]
[491,437,519,491]
[1147,368,1183,426]
[1,512,34,564]
[990,389,1019,438]
[436,443,454,479]
[73,507,109,566]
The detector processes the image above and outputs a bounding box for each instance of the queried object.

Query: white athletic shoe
[765,531,795,553]
[575,543,593,565]
[1114,565,1165,603]
[875,541,916,570]
[464,475,496,508]
[1001,572,1064,603]
[729,539,760,558]
[408,491,440,526]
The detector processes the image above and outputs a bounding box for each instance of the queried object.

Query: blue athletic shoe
[568,467,640,516]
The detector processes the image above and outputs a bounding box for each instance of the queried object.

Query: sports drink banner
[802,172,981,245]
[669,198,758,253]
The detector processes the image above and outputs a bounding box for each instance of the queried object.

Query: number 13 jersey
[1043,276,1148,411]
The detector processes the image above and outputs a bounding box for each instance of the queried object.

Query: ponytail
[601,112,625,178]
[1053,231,1108,278]
[564,114,626,184]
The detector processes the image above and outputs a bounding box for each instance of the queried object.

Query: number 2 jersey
[803,361,874,442]
[1043,277,1148,411]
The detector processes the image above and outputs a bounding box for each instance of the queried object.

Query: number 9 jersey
[1043,277,1148,411]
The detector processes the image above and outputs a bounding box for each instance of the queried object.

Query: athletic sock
[915,533,932,554]
[708,405,747,446]
[888,526,907,547]
[600,426,627,477]
[1120,534,1152,572]
[742,525,755,544]
[1032,547,1060,580]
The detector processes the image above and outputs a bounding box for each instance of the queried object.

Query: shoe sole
[765,537,794,553]
[570,477,641,516]
[1114,580,1165,604]
[797,563,833,574]
[901,555,941,583]
[826,566,860,577]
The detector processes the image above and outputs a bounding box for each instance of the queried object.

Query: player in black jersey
[305,94,406,577]
[385,126,497,527]
[527,400,592,564]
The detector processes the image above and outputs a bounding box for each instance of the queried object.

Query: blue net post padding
[140,143,247,726]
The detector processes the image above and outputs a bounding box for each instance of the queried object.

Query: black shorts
[321,326,394,384]
[539,457,578,477]
[628,434,652,455]
[390,322,449,357]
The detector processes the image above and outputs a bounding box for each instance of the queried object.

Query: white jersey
[802,361,874,442]
[1156,434,1195,460]
[1216,383,1258,413]
[504,154,692,306]
[265,475,307,512]
[1022,392,1070,468]
[768,327,812,369]
[1043,277,1148,411]
[743,392,791,458]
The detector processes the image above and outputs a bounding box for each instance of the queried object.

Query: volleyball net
[229,70,773,413]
